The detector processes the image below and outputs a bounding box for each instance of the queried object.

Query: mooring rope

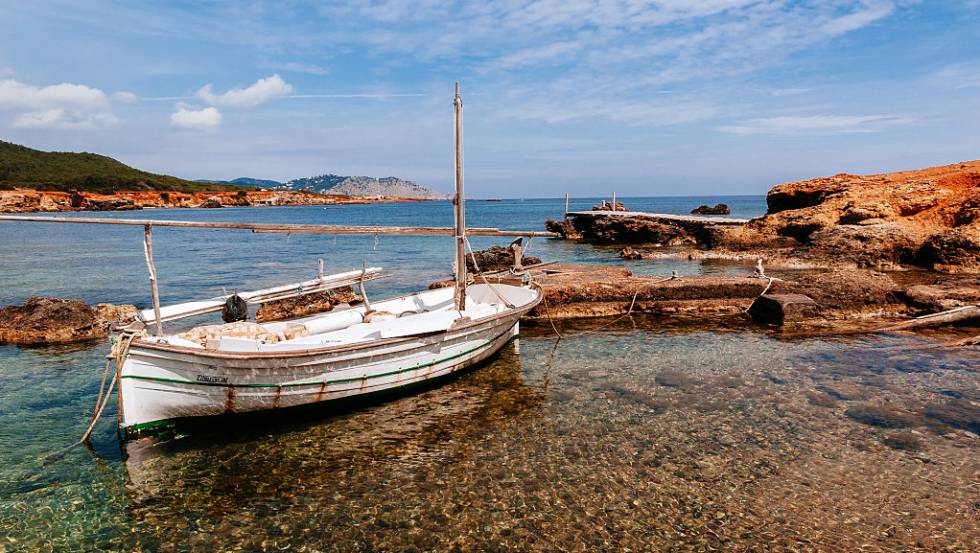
[79,330,140,444]
[532,274,675,340]
[463,236,517,309]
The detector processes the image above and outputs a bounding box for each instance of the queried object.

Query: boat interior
[141,283,537,353]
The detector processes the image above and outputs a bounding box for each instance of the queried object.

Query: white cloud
[197,74,293,107]
[0,79,107,110]
[112,91,139,102]
[935,61,980,89]
[718,114,904,135]
[0,78,117,129]
[170,105,222,129]
[492,41,581,69]
[11,108,119,129]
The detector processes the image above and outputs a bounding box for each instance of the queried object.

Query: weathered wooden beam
[142,224,164,336]
[880,305,980,331]
[0,215,557,237]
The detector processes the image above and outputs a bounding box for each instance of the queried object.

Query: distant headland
[0,140,446,212]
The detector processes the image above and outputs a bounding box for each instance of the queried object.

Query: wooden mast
[453,81,467,312]
[142,224,164,336]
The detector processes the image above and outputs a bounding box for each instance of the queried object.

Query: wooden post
[453,81,467,312]
[612,192,616,212]
[564,192,569,216]
[142,224,164,336]
[317,257,324,280]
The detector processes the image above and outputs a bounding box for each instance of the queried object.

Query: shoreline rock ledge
[0,297,136,345]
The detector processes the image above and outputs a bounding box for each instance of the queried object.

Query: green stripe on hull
[122,330,516,439]
[123,328,511,388]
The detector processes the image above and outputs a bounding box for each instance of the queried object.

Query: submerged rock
[771,269,902,316]
[0,296,136,345]
[748,293,820,325]
[903,277,980,313]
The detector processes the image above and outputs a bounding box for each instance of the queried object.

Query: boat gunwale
[128,283,542,360]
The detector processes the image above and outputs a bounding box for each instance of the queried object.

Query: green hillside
[0,140,250,193]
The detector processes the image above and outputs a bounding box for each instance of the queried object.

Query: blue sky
[1,1,978,197]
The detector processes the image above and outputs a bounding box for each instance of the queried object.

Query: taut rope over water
[79,330,140,444]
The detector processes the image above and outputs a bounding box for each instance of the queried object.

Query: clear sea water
[1,197,977,551]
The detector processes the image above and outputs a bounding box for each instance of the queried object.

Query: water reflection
[122,346,545,548]
[2,320,978,551]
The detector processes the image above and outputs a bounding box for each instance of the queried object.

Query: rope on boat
[463,236,517,309]
[79,330,140,444]
[533,274,676,340]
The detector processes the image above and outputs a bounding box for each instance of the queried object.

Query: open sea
[1,197,977,551]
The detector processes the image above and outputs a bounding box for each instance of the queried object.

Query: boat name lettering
[196,374,229,384]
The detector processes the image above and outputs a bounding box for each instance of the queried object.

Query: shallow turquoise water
[1,198,977,551]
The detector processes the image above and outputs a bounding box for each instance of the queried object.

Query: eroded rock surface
[564,160,980,273]
[0,297,136,345]
[691,203,731,215]
[592,201,627,212]
[722,161,980,272]
[255,286,360,323]
[465,245,542,273]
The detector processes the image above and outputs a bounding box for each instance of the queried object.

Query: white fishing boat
[119,281,540,436]
[0,81,543,441]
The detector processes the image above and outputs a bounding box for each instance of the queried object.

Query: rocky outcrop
[723,161,980,272]
[573,217,695,245]
[255,287,360,323]
[592,201,627,212]
[0,188,434,213]
[69,190,140,211]
[521,265,770,320]
[573,160,980,273]
[0,297,137,345]
[691,203,731,215]
[198,196,223,208]
[916,227,980,272]
[748,294,820,325]
[769,269,904,318]
[465,246,541,273]
[903,278,980,313]
[544,219,582,240]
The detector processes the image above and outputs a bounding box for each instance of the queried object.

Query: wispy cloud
[12,108,118,129]
[170,104,222,130]
[274,62,329,75]
[934,61,980,89]
[821,1,894,36]
[197,74,293,108]
[112,91,139,102]
[718,114,907,135]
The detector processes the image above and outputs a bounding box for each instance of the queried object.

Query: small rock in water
[747,293,820,325]
[690,203,731,215]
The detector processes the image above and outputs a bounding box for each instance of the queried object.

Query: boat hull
[119,306,528,438]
